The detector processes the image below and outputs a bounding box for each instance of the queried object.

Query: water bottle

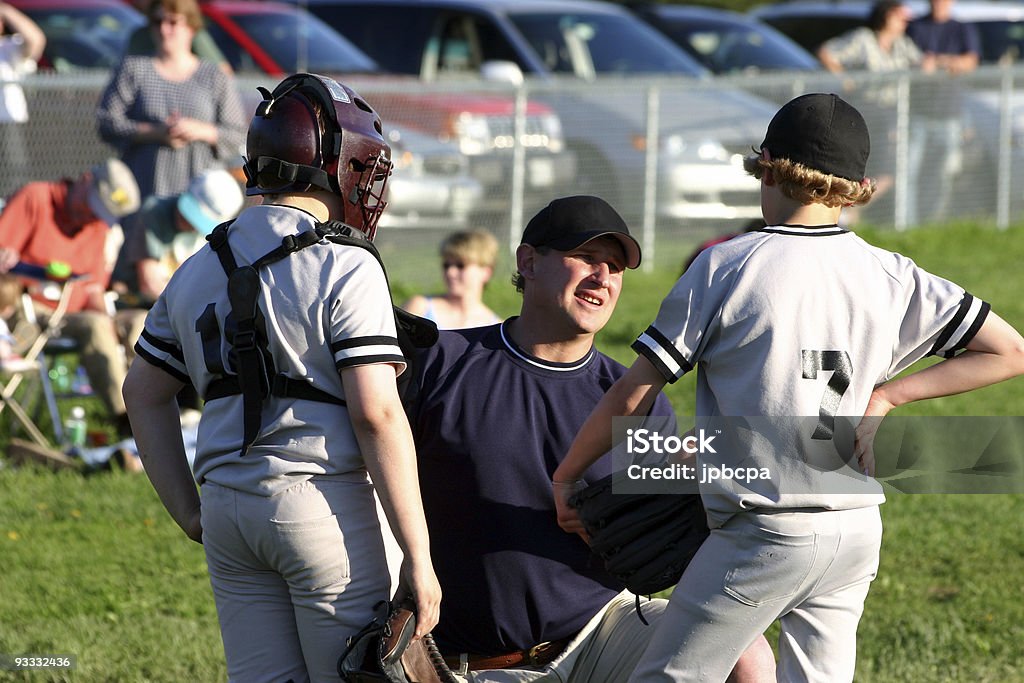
[63,405,88,454]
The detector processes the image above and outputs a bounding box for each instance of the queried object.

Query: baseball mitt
[569,473,710,596]
[338,595,458,683]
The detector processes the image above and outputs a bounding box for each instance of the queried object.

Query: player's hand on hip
[855,388,895,477]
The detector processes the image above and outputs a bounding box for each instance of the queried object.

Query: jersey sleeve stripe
[331,335,400,352]
[643,325,693,372]
[931,294,990,358]
[140,328,185,363]
[962,301,992,347]
[936,300,990,358]
[335,354,407,370]
[134,344,191,383]
[633,325,693,383]
[930,293,973,355]
[334,342,404,365]
[632,338,680,384]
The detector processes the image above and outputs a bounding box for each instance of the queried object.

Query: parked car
[749,1,865,54]
[959,1,1024,64]
[294,0,778,226]
[199,0,579,226]
[199,0,379,75]
[380,127,484,230]
[8,0,144,71]
[629,4,822,75]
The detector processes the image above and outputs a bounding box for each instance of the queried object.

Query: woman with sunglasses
[404,228,502,329]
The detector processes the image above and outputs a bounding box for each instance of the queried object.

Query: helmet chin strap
[320,219,367,239]
[242,157,336,196]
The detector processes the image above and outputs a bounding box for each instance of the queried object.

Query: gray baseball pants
[630,505,882,682]
[201,477,391,683]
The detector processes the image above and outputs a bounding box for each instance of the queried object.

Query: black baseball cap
[521,195,641,269]
[760,93,870,181]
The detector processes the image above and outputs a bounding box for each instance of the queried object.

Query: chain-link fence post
[894,74,911,231]
[642,85,659,273]
[996,67,1014,230]
[509,86,528,256]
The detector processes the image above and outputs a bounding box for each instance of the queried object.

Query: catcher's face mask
[243,73,392,240]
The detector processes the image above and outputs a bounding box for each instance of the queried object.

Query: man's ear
[516,244,537,283]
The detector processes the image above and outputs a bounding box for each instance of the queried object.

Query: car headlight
[1012,114,1024,148]
[663,135,732,164]
[448,113,494,156]
[540,113,565,153]
[664,133,686,157]
[390,149,424,175]
[697,140,731,163]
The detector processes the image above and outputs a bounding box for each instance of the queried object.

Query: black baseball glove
[338,595,458,683]
[569,473,711,597]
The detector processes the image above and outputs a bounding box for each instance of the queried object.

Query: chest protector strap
[204,222,345,455]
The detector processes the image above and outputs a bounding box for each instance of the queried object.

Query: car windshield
[224,9,379,73]
[24,5,145,70]
[974,20,1024,63]
[757,14,863,53]
[508,11,706,77]
[658,17,820,73]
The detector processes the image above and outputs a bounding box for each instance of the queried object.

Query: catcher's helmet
[242,73,391,239]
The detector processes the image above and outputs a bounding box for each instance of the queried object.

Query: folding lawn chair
[1,263,87,452]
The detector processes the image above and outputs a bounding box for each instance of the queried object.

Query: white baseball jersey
[633,225,989,527]
[136,204,405,496]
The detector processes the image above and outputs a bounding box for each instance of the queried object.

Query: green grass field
[2,220,1023,681]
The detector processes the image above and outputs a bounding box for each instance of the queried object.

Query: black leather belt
[442,637,572,671]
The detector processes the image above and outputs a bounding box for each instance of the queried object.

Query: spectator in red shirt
[0,159,140,438]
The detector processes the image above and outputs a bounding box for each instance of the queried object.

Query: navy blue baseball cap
[760,93,870,181]
[521,195,641,269]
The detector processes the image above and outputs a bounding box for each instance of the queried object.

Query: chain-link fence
[2,67,1022,285]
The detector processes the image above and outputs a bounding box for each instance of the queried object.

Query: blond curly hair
[744,153,875,208]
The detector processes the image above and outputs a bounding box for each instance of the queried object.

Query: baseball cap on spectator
[87,159,140,227]
[521,195,641,269]
[760,93,870,181]
[176,169,245,236]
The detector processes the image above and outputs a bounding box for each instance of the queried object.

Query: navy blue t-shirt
[907,16,981,118]
[409,320,677,654]
[907,15,980,57]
